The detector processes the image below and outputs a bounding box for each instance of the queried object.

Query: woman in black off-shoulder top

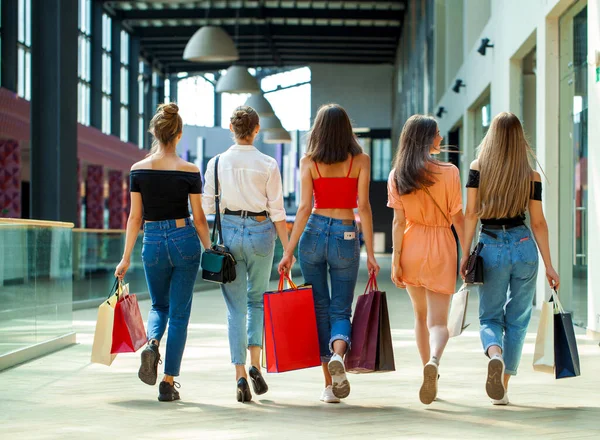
[460,112,560,406]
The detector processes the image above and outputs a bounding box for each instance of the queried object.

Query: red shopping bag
[263,274,321,373]
[345,275,381,373]
[111,288,147,354]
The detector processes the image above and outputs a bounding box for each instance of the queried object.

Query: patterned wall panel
[85,165,104,229]
[108,170,125,229]
[0,139,21,218]
[123,174,131,227]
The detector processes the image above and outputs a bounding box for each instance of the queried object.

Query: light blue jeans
[477,225,539,375]
[220,215,276,365]
[299,214,360,362]
[142,218,201,377]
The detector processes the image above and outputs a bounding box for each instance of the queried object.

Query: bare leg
[332,340,347,356]
[235,364,247,381]
[249,346,261,371]
[406,286,430,365]
[426,290,451,361]
[322,363,332,387]
[162,374,174,385]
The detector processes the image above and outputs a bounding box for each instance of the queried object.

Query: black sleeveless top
[130,170,202,221]
[466,169,542,226]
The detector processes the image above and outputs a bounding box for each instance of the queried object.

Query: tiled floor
[1,257,599,439]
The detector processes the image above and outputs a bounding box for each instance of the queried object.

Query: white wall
[433,0,600,334]
[310,63,394,128]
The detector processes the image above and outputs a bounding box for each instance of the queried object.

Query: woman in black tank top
[461,112,559,406]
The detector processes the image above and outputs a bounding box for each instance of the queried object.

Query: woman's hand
[367,255,380,277]
[459,255,469,280]
[278,253,295,274]
[546,266,560,290]
[115,258,130,280]
[391,263,405,289]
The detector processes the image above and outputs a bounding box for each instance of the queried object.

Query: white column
[586,0,600,335]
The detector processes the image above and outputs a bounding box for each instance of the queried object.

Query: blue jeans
[220,215,276,365]
[477,225,539,375]
[142,218,201,377]
[299,214,360,362]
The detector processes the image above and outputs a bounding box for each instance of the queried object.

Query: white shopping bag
[448,284,470,338]
[533,294,555,374]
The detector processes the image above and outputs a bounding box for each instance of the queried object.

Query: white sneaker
[491,394,509,405]
[320,385,340,404]
[328,354,350,399]
[419,359,439,405]
[486,355,506,401]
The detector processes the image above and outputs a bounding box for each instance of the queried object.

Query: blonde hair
[230,106,259,140]
[477,112,535,219]
[148,102,182,154]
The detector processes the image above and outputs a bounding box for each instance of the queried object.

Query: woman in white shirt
[202,106,290,403]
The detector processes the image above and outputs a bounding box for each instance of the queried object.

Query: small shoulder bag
[200,156,237,284]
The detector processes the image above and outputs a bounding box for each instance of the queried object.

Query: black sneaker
[138,342,160,386]
[158,381,181,402]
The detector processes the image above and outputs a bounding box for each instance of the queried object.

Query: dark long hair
[393,115,441,195]
[305,104,362,164]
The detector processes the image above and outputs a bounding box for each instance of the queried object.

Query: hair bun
[160,102,179,117]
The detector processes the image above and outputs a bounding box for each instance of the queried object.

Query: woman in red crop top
[278,104,379,403]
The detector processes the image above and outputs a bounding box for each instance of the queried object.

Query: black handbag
[465,242,484,285]
[201,156,237,284]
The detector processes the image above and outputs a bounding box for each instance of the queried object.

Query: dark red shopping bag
[345,274,381,373]
[111,290,147,354]
[263,274,321,373]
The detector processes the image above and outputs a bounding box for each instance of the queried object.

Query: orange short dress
[387,164,463,295]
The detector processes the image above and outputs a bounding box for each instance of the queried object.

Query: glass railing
[0,219,75,364]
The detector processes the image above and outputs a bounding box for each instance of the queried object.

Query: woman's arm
[460,161,480,278]
[115,192,143,279]
[356,154,379,276]
[277,157,313,273]
[189,193,212,249]
[529,172,560,289]
[265,161,290,249]
[391,208,406,287]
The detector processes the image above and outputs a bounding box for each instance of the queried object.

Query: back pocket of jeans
[248,228,275,257]
[142,241,161,267]
[515,240,538,266]
[480,245,501,271]
[299,229,319,255]
[336,237,358,261]
[172,234,201,260]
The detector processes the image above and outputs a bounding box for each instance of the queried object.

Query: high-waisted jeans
[299,214,360,362]
[142,218,201,377]
[477,225,539,375]
[220,215,276,365]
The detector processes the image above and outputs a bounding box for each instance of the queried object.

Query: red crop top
[313,157,359,209]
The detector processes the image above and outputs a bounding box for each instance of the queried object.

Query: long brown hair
[148,102,183,154]
[392,114,442,195]
[305,104,362,164]
[477,112,535,218]
[230,105,260,141]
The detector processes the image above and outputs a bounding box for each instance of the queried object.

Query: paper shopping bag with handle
[375,290,395,372]
[91,278,121,365]
[448,284,470,338]
[553,290,581,379]
[263,273,321,373]
[345,274,381,373]
[532,292,555,374]
[111,282,147,354]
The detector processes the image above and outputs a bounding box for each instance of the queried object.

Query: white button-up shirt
[202,144,286,222]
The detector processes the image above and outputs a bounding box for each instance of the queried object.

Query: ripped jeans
[298,214,360,362]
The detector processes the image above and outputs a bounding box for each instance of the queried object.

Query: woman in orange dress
[387,115,464,404]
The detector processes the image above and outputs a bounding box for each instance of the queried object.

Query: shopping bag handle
[550,288,565,314]
[278,273,298,291]
[107,277,119,300]
[362,273,379,295]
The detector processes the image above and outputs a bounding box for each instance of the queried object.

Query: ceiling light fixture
[215,66,261,94]
[436,107,447,118]
[263,128,292,144]
[183,26,239,63]
[259,115,285,131]
[244,94,275,117]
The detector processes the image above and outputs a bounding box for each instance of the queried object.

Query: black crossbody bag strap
[211,155,223,245]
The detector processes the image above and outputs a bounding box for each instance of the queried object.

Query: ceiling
[102,1,407,74]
